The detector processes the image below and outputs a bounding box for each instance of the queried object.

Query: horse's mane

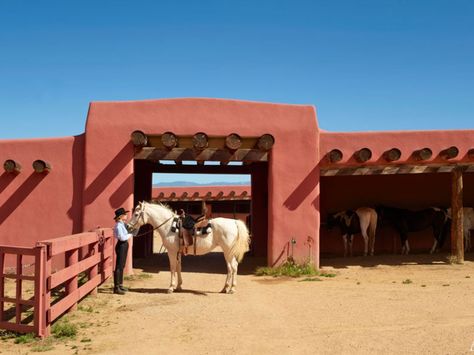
[145,201,175,215]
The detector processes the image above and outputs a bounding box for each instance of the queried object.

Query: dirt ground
[1,252,474,355]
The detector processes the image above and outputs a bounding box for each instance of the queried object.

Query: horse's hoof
[175,287,183,292]
[227,289,235,294]
[220,288,227,294]
[167,288,174,294]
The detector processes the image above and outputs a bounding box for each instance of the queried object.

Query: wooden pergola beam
[3,159,21,174]
[134,147,268,162]
[320,163,474,176]
[32,160,51,174]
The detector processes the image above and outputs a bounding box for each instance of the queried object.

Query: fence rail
[0,228,113,337]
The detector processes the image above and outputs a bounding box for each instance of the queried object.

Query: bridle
[128,203,175,238]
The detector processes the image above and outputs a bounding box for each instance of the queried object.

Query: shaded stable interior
[320,172,474,257]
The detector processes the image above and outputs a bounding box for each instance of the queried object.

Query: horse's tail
[230,220,251,263]
[368,209,378,241]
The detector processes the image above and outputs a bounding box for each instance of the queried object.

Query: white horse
[447,207,474,252]
[127,201,251,294]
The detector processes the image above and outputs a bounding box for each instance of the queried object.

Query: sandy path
[1,253,474,354]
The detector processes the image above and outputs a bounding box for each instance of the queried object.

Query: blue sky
[1,1,473,184]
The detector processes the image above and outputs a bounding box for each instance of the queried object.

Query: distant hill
[153,181,250,187]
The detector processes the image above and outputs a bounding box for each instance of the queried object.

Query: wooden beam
[32,160,51,174]
[256,134,275,151]
[161,132,178,149]
[320,163,474,176]
[451,167,464,263]
[193,132,209,150]
[328,149,343,163]
[467,148,474,160]
[130,130,148,147]
[354,148,372,163]
[3,159,21,174]
[225,133,242,151]
[440,146,459,160]
[383,148,401,162]
[412,148,432,161]
[134,147,268,162]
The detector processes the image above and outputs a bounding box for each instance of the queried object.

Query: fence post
[15,254,23,325]
[0,251,4,323]
[65,247,79,312]
[88,232,100,295]
[34,244,46,337]
[44,244,52,337]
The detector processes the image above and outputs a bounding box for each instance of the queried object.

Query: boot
[113,271,125,295]
[118,270,128,292]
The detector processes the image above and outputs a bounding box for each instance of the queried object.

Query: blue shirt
[114,221,132,242]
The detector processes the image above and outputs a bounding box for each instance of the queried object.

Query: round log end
[354,148,372,163]
[225,133,242,151]
[328,149,343,163]
[130,130,148,147]
[4,159,21,173]
[413,148,432,161]
[161,132,178,149]
[32,160,51,173]
[257,134,275,151]
[440,146,459,159]
[468,148,474,160]
[193,132,209,150]
[384,148,401,162]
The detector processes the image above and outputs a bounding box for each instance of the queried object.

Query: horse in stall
[376,206,450,254]
[127,201,251,294]
[447,207,474,252]
[326,207,378,257]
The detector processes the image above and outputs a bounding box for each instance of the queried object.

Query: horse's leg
[167,251,179,293]
[228,256,239,294]
[400,232,409,255]
[358,215,370,256]
[221,257,232,293]
[176,252,183,291]
[348,235,353,257]
[430,239,438,254]
[342,234,348,257]
[361,230,369,256]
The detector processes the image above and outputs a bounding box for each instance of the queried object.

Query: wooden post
[0,251,4,323]
[65,249,78,311]
[15,254,23,324]
[34,244,46,337]
[44,245,52,337]
[88,240,99,296]
[450,167,464,263]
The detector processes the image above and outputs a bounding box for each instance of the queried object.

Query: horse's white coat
[128,202,250,294]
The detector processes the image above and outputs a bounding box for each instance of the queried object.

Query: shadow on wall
[83,143,132,206]
[0,172,16,195]
[0,173,47,225]
[67,135,85,234]
[283,164,320,211]
[109,174,133,207]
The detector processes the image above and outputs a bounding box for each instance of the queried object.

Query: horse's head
[127,201,148,231]
[326,212,342,229]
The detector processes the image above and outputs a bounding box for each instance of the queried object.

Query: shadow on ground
[133,252,267,275]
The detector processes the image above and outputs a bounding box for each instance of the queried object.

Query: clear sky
[1,1,473,184]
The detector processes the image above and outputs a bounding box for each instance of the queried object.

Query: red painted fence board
[0,228,114,338]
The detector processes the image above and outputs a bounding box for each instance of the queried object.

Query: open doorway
[133,159,268,263]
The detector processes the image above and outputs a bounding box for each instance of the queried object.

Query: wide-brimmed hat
[113,207,129,220]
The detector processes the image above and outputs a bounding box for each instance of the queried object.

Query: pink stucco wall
[0,135,84,246]
[82,99,320,266]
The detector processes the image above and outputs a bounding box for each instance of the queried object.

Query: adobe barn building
[1,98,474,268]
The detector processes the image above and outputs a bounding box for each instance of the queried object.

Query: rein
[131,215,175,238]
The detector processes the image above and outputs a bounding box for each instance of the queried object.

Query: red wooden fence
[0,228,113,337]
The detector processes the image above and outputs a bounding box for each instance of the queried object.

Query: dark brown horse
[376,206,450,254]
